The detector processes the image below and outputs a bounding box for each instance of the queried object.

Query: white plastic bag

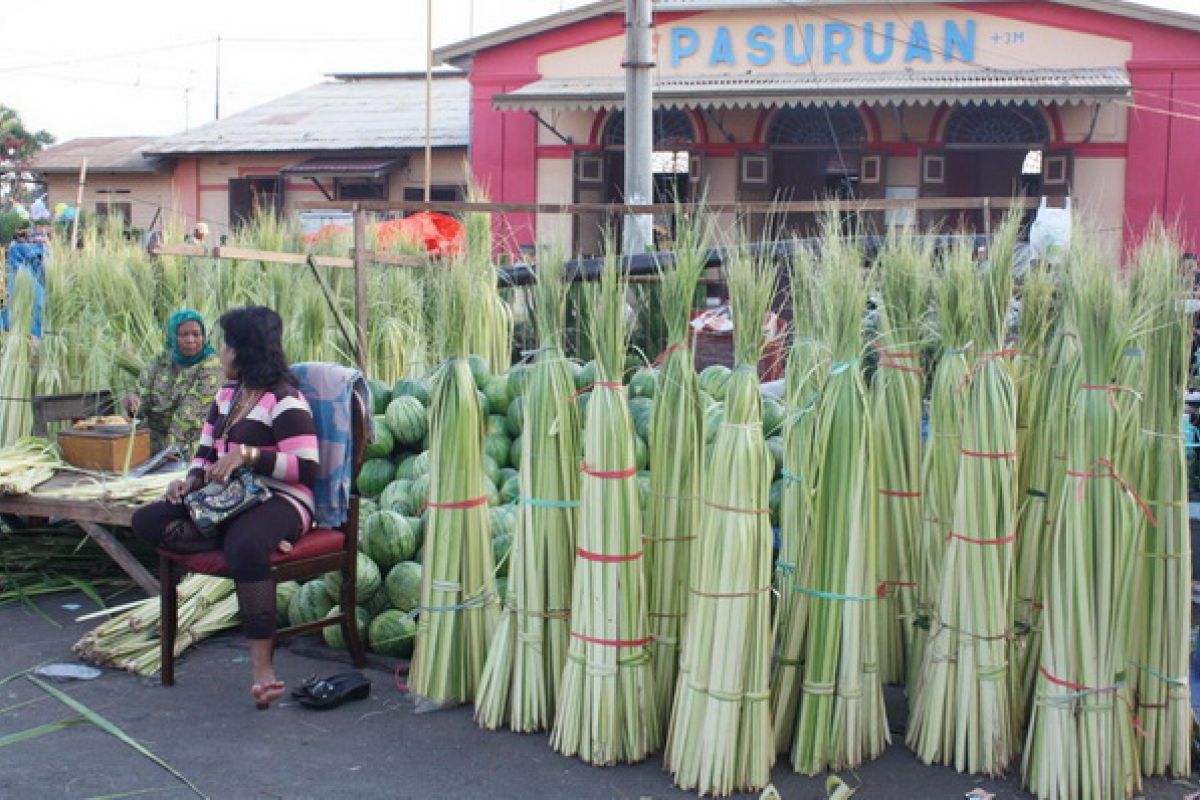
[1029,197,1071,265]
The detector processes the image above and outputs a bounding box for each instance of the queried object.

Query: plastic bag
[1029,197,1071,265]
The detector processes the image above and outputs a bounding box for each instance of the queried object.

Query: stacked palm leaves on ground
[477,249,581,731]
[769,246,825,754]
[869,233,931,685]
[907,243,977,694]
[1023,236,1146,800]
[908,212,1022,775]
[73,575,238,676]
[665,236,776,796]
[1128,226,1192,779]
[780,221,888,775]
[1009,261,1061,726]
[408,253,500,707]
[551,248,659,765]
[644,209,709,730]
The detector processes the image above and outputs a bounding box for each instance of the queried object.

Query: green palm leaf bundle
[551,243,659,765]
[476,248,581,732]
[665,233,776,796]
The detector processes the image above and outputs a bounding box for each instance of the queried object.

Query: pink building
[436,0,1200,255]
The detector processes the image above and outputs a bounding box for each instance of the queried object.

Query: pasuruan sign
[668,20,978,68]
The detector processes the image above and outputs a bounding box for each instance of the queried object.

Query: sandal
[251,681,286,711]
[294,671,371,710]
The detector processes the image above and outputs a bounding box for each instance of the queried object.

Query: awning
[280,156,404,179]
[493,67,1131,111]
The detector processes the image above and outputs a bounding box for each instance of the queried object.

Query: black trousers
[131,497,304,639]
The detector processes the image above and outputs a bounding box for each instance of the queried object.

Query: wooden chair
[156,376,370,686]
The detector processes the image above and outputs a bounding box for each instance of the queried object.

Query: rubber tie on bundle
[1065,458,1158,527]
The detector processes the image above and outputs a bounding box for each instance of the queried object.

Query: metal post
[424,0,433,203]
[622,0,653,255]
[70,158,88,245]
[352,205,369,373]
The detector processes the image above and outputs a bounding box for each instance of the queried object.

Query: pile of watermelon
[278,357,788,659]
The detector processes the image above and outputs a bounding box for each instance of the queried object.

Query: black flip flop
[295,671,371,710]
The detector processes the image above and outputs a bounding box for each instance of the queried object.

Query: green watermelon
[496,576,510,604]
[577,391,591,416]
[492,532,512,577]
[357,458,395,498]
[379,479,416,516]
[410,473,430,511]
[365,416,395,459]
[410,450,431,477]
[406,515,425,549]
[386,396,428,447]
[477,389,491,416]
[762,398,785,437]
[576,360,599,391]
[490,504,518,540]
[385,561,423,612]
[634,436,649,470]
[766,436,784,478]
[630,397,654,440]
[629,367,658,399]
[485,477,501,507]
[483,374,511,415]
[500,474,520,505]
[324,551,382,604]
[483,455,502,488]
[367,379,392,415]
[369,609,416,657]
[486,414,509,437]
[508,363,530,397]
[365,586,391,616]
[469,354,492,388]
[322,605,370,650]
[363,510,419,572]
[288,579,334,626]
[506,395,525,437]
[276,581,300,626]
[699,365,732,400]
[699,390,717,410]
[392,378,431,407]
[359,497,378,518]
[637,470,652,511]
[485,434,510,468]
[499,467,518,486]
[509,435,523,469]
[394,454,417,481]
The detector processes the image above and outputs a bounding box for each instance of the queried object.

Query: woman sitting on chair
[131,306,319,710]
[124,310,223,455]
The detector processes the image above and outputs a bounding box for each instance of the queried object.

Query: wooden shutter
[573,151,607,257]
[918,149,947,229]
[1041,148,1073,198]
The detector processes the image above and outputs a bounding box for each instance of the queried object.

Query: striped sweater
[188,381,320,521]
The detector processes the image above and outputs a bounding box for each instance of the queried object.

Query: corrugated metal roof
[493,67,1132,111]
[145,76,470,155]
[435,0,1200,63]
[28,137,165,174]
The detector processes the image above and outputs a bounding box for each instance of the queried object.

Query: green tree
[0,104,54,161]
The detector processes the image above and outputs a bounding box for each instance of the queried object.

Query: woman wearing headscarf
[124,309,223,454]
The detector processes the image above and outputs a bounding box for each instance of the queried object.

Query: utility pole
[622,0,653,255]
[214,35,222,120]
[424,0,433,203]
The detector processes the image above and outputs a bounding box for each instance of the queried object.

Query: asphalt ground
[0,591,1194,800]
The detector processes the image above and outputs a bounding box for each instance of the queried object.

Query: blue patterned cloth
[292,363,373,529]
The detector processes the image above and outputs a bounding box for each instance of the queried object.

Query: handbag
[184,466,272,532]
[183,385,271,532]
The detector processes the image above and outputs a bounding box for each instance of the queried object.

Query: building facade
[437,0,1200,255]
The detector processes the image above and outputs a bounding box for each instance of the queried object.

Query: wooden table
[0,471,160,596]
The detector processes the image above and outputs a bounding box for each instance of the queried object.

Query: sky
[4,0,1196,143]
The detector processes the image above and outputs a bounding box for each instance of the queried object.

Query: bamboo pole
[70,158,88,244]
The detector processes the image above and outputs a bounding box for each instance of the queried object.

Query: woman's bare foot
[251,680,285,710]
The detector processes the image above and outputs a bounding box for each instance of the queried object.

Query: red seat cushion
[158,528,347,577]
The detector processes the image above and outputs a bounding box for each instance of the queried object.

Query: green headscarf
[167,309,216,368]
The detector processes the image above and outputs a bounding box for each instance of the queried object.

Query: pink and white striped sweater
[188,381,320,526]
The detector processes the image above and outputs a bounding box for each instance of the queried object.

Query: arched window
[603,108,696,147]
[765,105,867,146]
[943,103,1049,145]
